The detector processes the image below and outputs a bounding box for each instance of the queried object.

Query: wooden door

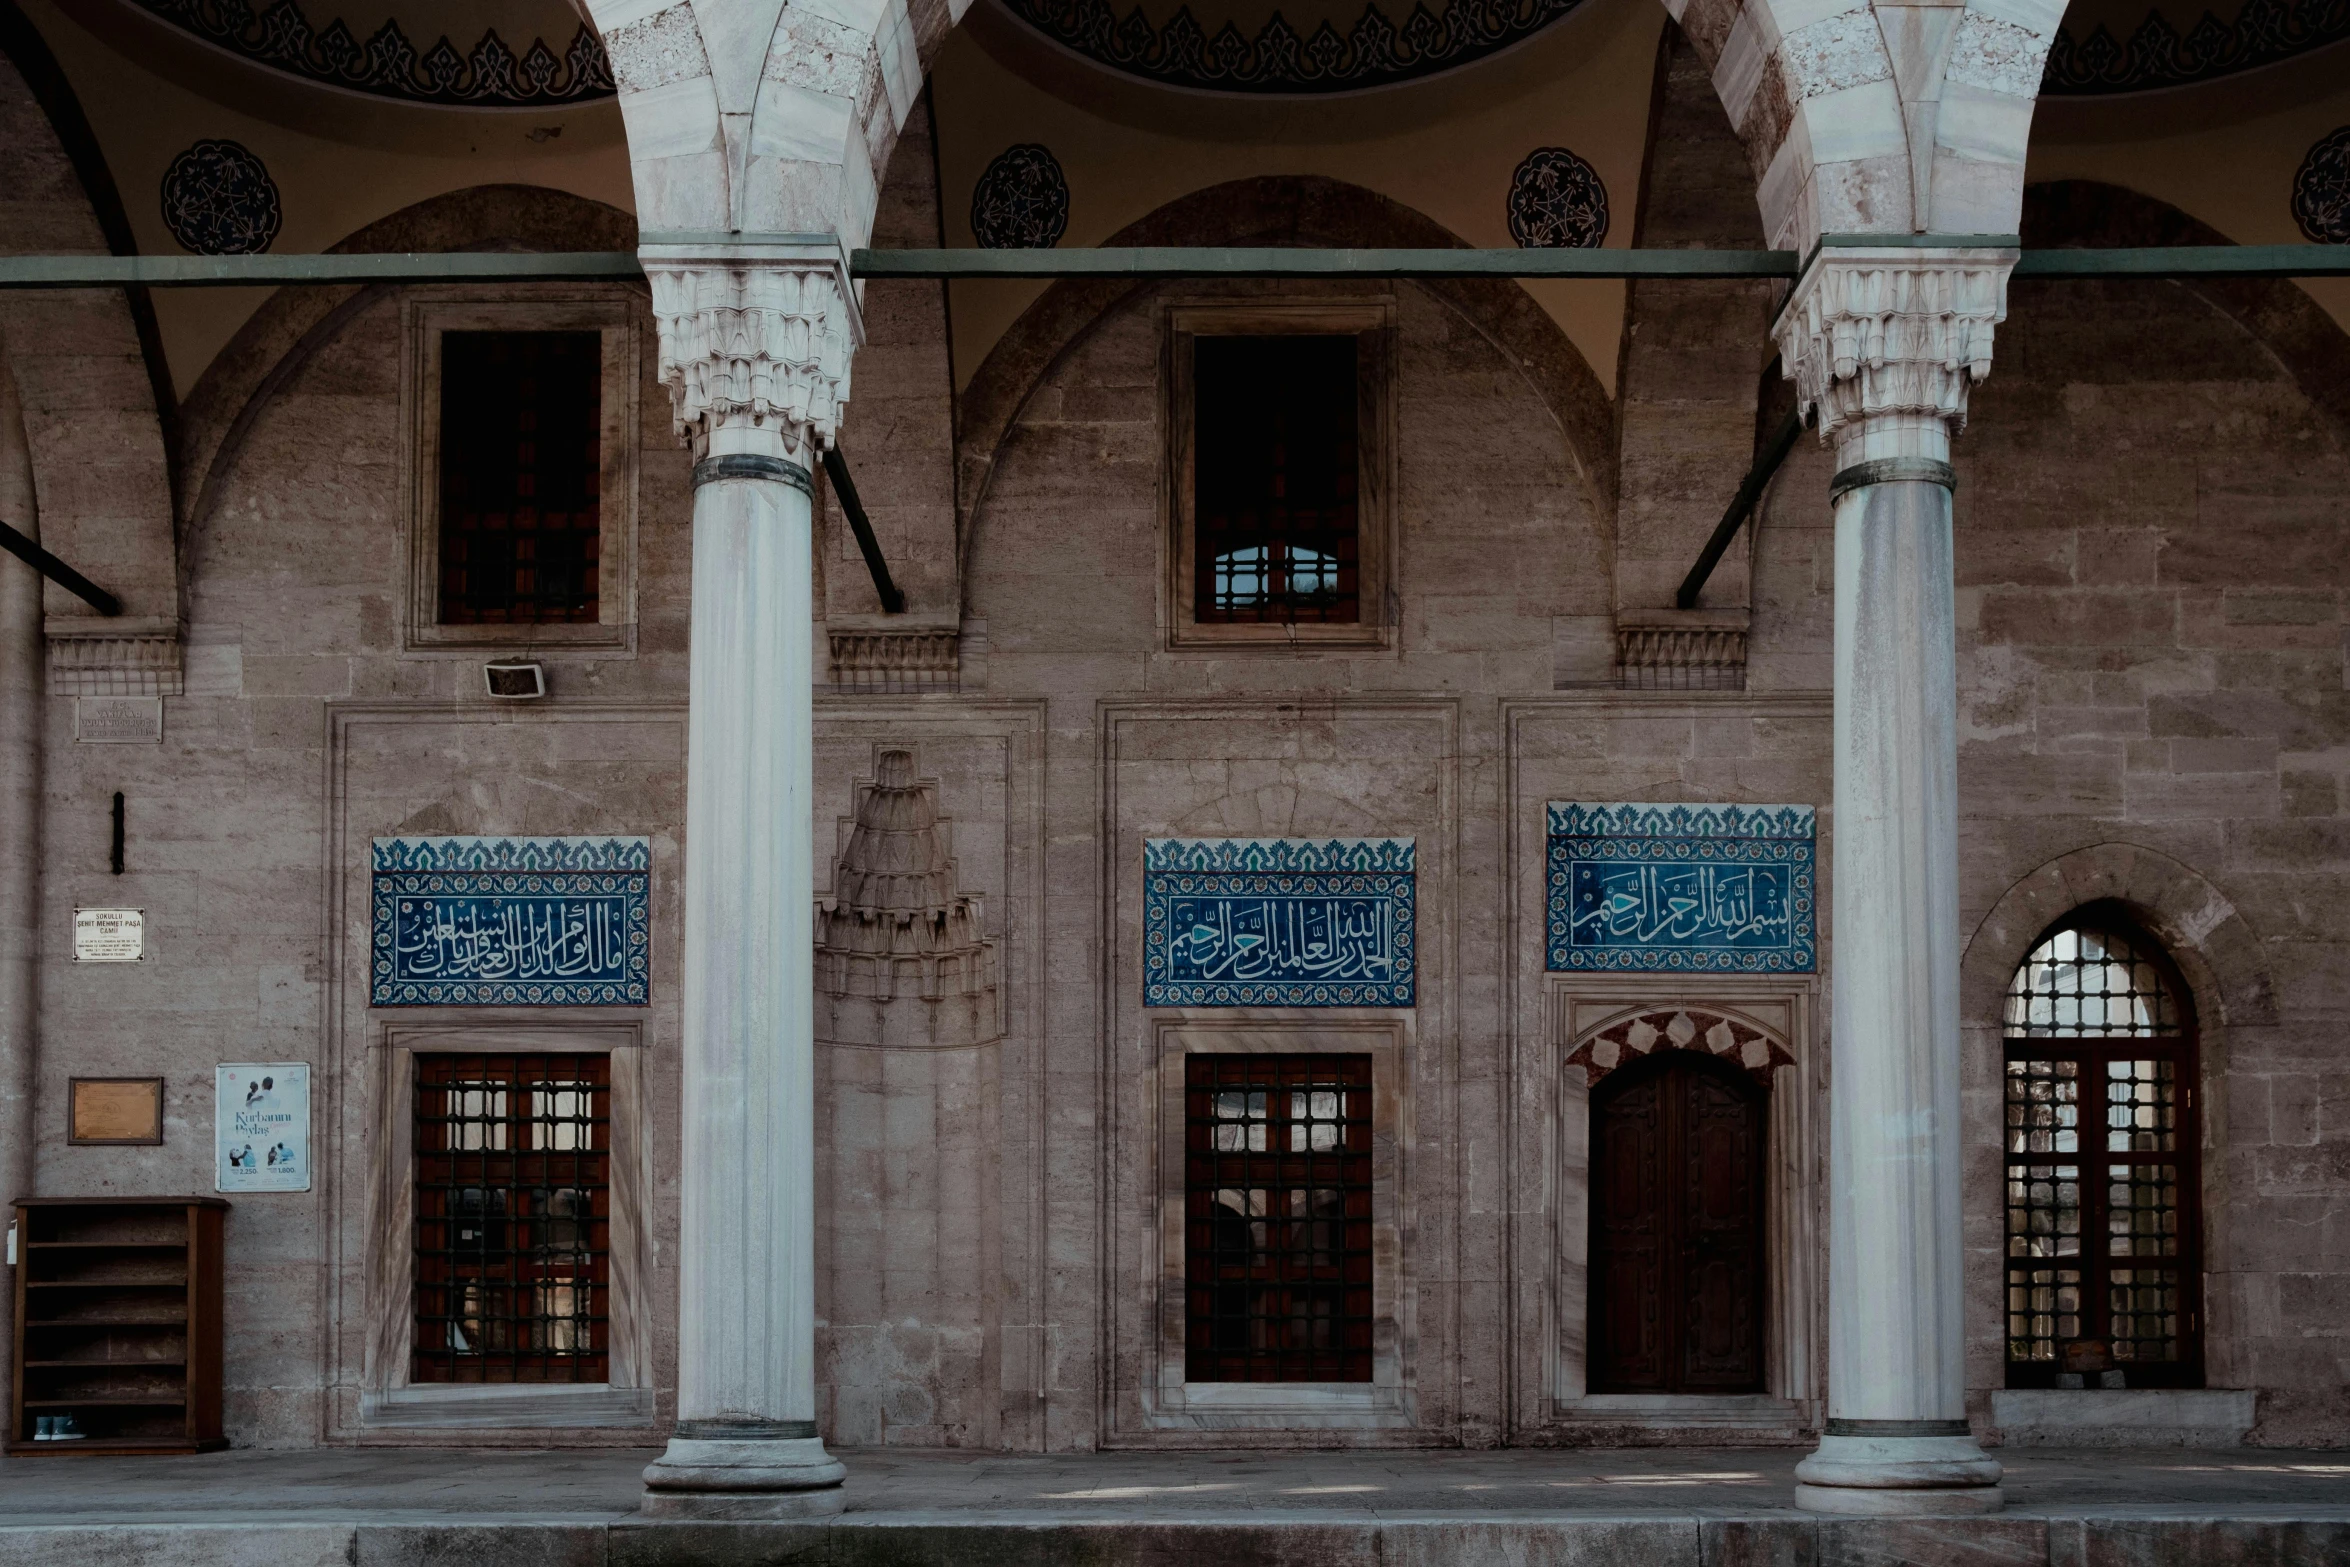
[1588,1052,1766,1394]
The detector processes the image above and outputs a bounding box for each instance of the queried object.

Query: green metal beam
[0,244,2346,290]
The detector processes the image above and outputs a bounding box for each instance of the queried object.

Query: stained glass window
[2003,916,2201,1387]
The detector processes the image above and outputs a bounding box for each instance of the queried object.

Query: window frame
[402,293,641,653]
[360,1022,653,1430]
[2001,913,2206,1390]
[1162,300,1396,651]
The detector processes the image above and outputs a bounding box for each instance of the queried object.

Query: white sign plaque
[73,908,144,963]
[216,1064,311,1193]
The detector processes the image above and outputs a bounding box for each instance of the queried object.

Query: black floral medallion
[971,145,1070,249]
[2293,126,2350,245]
[161,140,283,256]
[1507,147,1608,249]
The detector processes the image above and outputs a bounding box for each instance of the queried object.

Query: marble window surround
[358,1020,654,1431]
[399,292,643,654]
[1142,1018,1418,1431]
[1160,299,1397,652]
[1544,979,1821,1434]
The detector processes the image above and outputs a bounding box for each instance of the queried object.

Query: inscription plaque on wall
[68,1077,165,1145]
[1546,802,1815,973]
[371,836,651,1006]
[1143,837,1415,1007]
[72,908,144,962]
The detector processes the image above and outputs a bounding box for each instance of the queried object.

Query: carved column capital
[1772,246,2018,467]
[639,240,864,462]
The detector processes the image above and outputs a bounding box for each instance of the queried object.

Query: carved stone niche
[1614,609,1748,692]
[816,749,1001,1050]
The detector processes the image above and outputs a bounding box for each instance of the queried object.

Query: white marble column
[638,242,859,1519]
[1776,247,2015,1516]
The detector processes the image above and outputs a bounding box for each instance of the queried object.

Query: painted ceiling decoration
[972,145,1072,248]
[1507,147,1607,249]
[2039,0,2350,95]
[2294,126,2350,244]
[161,139,282,255]
[126,0,614,106]
[1000,0,1588,94]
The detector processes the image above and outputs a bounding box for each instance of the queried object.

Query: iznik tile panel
[372,836,651,1006]
[1546,803,1815,973]
[1144,838,1415,1007]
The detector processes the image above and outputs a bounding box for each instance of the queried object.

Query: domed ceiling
[115,0,609,105]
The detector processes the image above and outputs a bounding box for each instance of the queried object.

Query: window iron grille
[1192,335,1361,625]
[438,330,603,625]
[2002,917,2201,1387]
[413,1053,611,1383]
[1183,1053,1373,1383]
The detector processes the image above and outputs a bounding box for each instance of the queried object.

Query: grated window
[1183,1054,1373,1382]
[438,330,602,625]
[412,1053,611,1383]
[2002,916,2200,1387]
[1192,335,1361,625]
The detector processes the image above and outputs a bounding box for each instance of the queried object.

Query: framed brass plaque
[68,1077,165,1145]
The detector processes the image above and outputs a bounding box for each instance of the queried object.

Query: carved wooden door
[1588,1052,1766,1393]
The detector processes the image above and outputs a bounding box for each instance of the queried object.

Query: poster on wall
[215,1064,311,1193]
[1545,802,1816,973]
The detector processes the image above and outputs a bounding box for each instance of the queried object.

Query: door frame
[1543,976,1822,1427]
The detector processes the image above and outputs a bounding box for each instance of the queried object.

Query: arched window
[2003,913,2203,1388]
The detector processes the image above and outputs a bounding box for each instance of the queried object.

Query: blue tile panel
[372,836,652,1006]
[1144,838,1415,1007]
[1545,803,1815,973]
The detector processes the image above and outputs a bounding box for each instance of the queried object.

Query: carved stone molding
[1565,1005,1797,1087]
[1771,248,2018,460]
[816,749,1001,1050]
[47,619,182,697]
[639,246,863,459]
[826,626,960,693]
[1613,609,1747,692]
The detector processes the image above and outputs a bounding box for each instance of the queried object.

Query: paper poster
[73,908,144,962]
[216,1064,311,1193]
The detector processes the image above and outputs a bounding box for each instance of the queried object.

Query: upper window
[1165,303,1392,649]
[412,1052,611,1385]
[438,331,603,625]
[2002,916,2203,1388]
[402,296,639,652]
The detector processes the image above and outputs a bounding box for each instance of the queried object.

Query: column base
[640,1433,847,1519]
[1793,1431,2004,1516]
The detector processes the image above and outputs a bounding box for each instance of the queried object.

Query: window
[403,296,638,651]
[438,331,602,625]
[2003,915,2203,1387]
[412,1053,611,1384]
[1194,335,1359,624]
[1165,303,1392,648]
[1184,1053,1373,1382]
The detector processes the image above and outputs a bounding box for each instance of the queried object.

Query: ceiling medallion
[126,0,613,107]
[1002,0,1589,94]
[161,140,283,256]
[972,145,1072,249]
[2293,127,2350,245]
[2040,0,2350,95]
[1506,147,1607,249]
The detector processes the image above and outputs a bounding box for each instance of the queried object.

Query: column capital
[1772,244,2018,469]
[639,238,865,463]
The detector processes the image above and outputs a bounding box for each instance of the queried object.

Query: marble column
[1775,247,2015,1516]
[638,242,859,1519]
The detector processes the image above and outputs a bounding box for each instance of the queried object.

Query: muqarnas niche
[372,836,651,1005]
[1144,838,1415,1007]
[817,751,1002,1049]
[1546,803,1814,973]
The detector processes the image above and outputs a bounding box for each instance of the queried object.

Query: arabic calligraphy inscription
[372,836,651,1005]
[1546,803,1814,973]
[1145,838,1414,1007]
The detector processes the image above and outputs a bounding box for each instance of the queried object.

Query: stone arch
[953,175,1619,593]
[1567,1002,1798,1086]
[587,0,2062,275]
[173,185,641,604]
[1961,842,2277,1034]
